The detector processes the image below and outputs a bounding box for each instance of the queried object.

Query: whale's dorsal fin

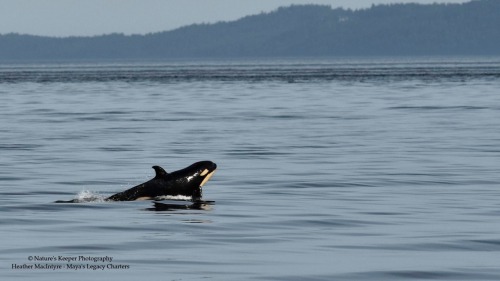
[152,166,168,178]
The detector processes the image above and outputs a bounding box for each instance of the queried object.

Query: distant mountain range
[1,0,499,61]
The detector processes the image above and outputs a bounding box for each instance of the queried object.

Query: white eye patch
[200,171,215,187]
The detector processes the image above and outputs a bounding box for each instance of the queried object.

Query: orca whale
[106,161,217,201]
[55,161,217,203]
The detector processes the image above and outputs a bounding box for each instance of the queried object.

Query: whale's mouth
[200,169,216,187]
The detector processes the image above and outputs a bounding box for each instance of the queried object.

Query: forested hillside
[1,0,499,61]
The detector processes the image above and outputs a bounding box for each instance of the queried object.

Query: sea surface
[1,57,500,280]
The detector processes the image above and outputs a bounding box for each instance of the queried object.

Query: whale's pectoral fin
[152,166,168,178]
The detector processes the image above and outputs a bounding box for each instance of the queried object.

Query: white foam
[74,190,106,203]
[155,195,192,201]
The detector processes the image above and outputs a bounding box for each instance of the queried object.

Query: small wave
[388,105,489,111]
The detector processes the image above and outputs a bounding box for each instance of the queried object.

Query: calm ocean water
[1,58,500,280]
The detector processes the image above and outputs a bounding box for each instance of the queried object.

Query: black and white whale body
[54,161,217,203]
[107,161,217,201]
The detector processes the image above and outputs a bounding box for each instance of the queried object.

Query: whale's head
[161,161,217,200]
[173,161,217,187]
[176,161,217,187]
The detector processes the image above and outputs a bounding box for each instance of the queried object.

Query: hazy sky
[0,0,470,37]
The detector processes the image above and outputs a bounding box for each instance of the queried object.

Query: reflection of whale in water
[55,161,217,203]
[146,200,215,212]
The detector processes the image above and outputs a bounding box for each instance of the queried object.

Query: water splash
[74,190,106,203]
[155,195,192,201]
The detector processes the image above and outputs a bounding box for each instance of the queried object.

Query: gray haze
[0,0,469,37]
